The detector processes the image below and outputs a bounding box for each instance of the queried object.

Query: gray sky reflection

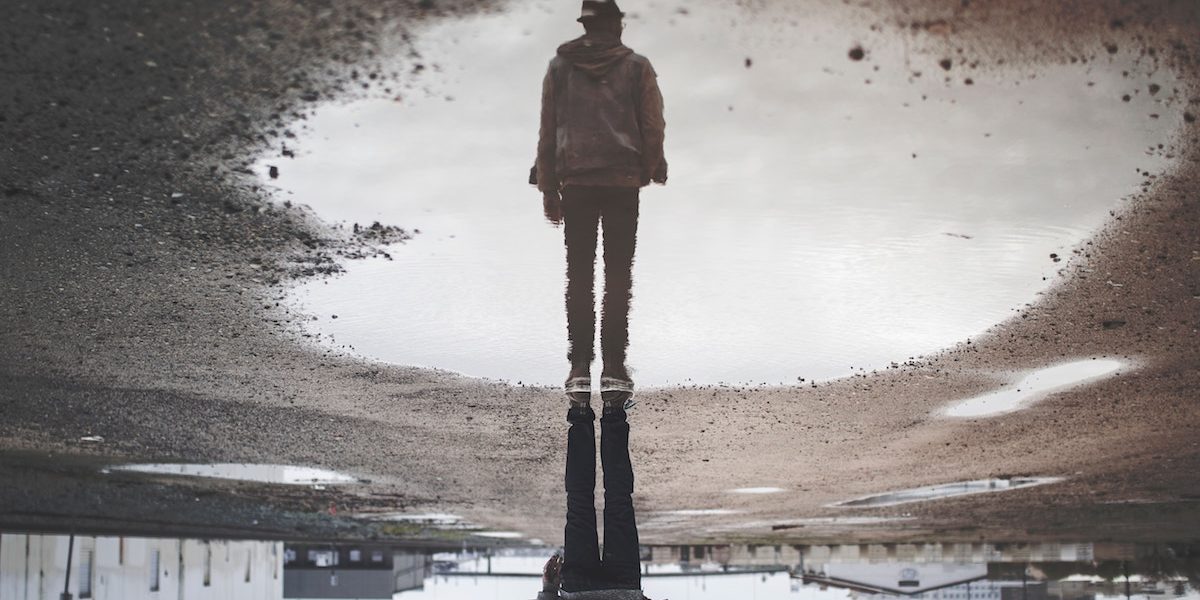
[262,0,1180,386]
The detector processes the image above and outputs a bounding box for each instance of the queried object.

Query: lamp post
[60,534,75,600]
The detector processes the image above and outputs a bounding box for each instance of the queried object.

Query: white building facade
[0,533,283,600]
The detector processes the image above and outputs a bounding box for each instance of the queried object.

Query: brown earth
[0,0,1197,546]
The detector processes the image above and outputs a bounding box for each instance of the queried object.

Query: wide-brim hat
[577,0,625,22]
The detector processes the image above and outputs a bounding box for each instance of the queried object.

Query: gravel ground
[1,0,1197,545]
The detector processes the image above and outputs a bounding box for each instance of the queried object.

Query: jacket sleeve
[536,60,559,193]
[536,591,559,600]
[637,60,667,185]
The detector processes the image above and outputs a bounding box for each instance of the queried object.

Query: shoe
[600,376,636,411]
[564,376,591,407]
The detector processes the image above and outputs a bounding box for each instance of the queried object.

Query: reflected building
[0,533,282,600]
[283,543,428,599]
[2,533,1195,600]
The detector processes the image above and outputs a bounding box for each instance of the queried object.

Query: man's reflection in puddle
[537,400,649,600]
[533,0,661,596]
[534,0,667,401]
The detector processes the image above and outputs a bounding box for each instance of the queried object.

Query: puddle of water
[361,512,465,524]
[728,487,786,494]
[706,516,915,533]
[778,516,914,526]
[664,509,742,516]
[472,531,524,539]
[941,358,1127,418]
[262,1,1182,386]
[831,477,1063,508]
[108,463,359,485]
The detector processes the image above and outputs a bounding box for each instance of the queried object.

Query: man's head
[578,0,624,36]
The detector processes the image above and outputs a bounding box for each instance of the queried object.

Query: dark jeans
[562,185,640,366]
[562,406,641,592]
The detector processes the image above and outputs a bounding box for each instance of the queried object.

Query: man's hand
[542,553,563,593]
[543,190,563,225]
[642,162,668,187]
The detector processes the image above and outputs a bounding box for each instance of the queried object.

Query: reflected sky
[260,0,1182,386]
[941,358,1127,418]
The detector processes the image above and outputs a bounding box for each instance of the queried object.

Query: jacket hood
[556,33,633,78]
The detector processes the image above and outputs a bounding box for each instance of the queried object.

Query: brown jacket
[535,33,667,192]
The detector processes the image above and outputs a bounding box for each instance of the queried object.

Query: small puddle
[261,1,1183,386]
[472,531,524,539]
[361,512,464,524]
[728,487,786,494]
[664,509,741,516]
[831,477,1063,508]
[108,463,360,485]
[941,359,1127,418]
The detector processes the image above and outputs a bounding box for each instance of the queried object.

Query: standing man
[535,402,648,599]
[535,0,667,403]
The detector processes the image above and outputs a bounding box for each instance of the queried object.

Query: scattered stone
[939,58,952,71]
[300,91,320,102]
[1148,83,1161,95]
[269,165,279,179]
[1102,320,1127,330]
[1122,94,1131,102]
[1105,43,1119,54]
[744,57,753,68]
[848,45,864,61]
[1185,112,1196,123]
[80,435,105,443]
[1050,253,1060,262]
[352,221,411,245]
[924,19,951,35]
[964,77,974,85]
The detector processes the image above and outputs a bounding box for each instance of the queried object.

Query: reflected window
[150,549,161,592]
[371,550,384,563]
[203,543,212,587]
[78,542,95,599]
[309,549,338,567]
[350,549,362,562]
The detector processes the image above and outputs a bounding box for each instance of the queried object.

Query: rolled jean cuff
[600,407,627,423]
[567,405,596,423]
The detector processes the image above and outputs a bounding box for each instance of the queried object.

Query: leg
[599,188,640,377]
[600,408,641,589]
[562,187,602,370]
[561,406,601,592]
